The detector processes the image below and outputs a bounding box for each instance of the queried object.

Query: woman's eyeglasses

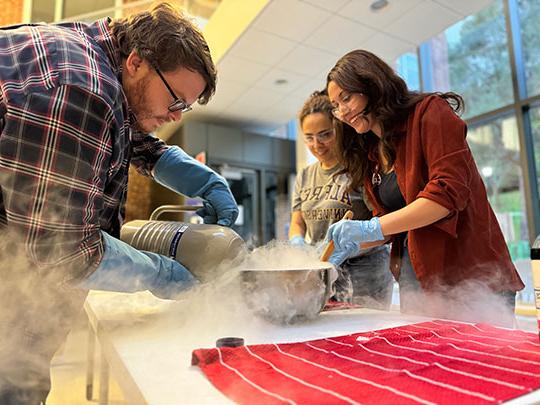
[303,128,335,145]
[154,67,193,113]
[331,92,367,120]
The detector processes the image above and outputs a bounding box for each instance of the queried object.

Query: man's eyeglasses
[154,67,193,113]
[303,128,335,145]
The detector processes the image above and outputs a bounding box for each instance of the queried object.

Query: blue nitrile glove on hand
[78,232,198,299]
[153,146,239,227]
[289,235,305,246]
[325,217,384,266]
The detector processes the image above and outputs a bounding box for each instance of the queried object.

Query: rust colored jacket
[364,95,524,292]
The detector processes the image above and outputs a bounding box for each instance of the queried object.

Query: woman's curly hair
[327,50,463,191]
[298,89,334,125]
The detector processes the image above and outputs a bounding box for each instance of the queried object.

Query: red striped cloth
[192,320,540,404]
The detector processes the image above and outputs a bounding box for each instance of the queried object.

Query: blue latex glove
[78,232,198,299]
[326,217,384,266]
[289,235,305,246]
[153,146,239,226]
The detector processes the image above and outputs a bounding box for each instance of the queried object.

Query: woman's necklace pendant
[372,172,382,186]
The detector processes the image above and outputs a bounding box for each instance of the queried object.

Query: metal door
[220,166,260,246]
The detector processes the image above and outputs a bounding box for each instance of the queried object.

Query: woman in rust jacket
[324,50,524,324]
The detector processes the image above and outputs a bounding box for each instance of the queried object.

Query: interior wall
[2,0,24,25]
[124,120,296,223]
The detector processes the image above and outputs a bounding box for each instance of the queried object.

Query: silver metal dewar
[121,205,246,283]
[130,221,189,258]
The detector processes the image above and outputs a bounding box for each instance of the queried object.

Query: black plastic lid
[531,247,540,260]
[216,337,245,348]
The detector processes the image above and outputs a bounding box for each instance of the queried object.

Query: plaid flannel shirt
[0,19,168,281]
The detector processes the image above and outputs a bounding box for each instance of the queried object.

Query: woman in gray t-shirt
[289,91,392,308]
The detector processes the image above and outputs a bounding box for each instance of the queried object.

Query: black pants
[333,245,392,309]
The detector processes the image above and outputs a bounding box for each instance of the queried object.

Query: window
[529,104,540,194]
[468,114,529,263]
[517,0,540,97]
[395,52,420,92]
[420,0,513,119]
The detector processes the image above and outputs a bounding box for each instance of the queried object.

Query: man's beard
[125,75,155,132]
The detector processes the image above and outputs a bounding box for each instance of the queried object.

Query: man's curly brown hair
[110,2,216,104]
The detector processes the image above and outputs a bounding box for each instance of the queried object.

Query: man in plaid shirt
[0,3,238,403]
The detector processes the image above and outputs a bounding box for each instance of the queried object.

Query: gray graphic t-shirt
[292,163,372,244]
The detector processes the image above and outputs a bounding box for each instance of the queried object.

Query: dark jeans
[334,245,392,310]
[398,245,516,326]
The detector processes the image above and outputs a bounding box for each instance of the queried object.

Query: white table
[82,290,540,405]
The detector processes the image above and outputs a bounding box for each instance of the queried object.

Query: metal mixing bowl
[240,264,336,324]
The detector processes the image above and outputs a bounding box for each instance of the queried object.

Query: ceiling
[187,0,494,133]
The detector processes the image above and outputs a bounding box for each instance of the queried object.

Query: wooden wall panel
[1,0,24,25]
